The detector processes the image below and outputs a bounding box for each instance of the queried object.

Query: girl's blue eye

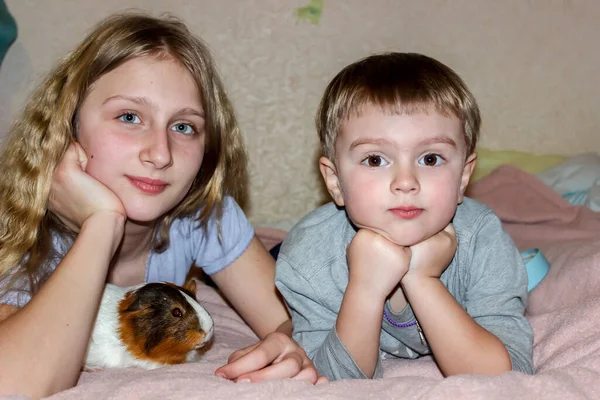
[171,123,194,135]
[362,155,388,167]
[118,113,141,124]
[419,153,443,166]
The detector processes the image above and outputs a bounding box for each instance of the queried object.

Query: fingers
[236,352,305,383]
[442,223,457,249]
[216,338,285,380]
[290,364,319,383]
[215,335,327,385]
[56,142,87,177]
[73,142,88,171]
[226,342,259,364]
[443,223,456,236]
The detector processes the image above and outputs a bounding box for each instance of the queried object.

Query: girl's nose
[390,165,420,194]
[140,129,173,169]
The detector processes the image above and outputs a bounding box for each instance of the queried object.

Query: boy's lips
[126,175,168,195]
[389,206,423,220]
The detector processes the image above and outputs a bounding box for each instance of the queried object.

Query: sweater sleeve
[275,255,383,380]
[462,212,534,374]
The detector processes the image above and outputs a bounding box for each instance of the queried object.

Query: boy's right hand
[346,229,411,298]
[49,142,126,232]
[405,223,457,280]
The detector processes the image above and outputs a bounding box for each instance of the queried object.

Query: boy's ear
[319,156,345,206]
[458,152,477,203]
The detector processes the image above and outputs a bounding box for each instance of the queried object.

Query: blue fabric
[0,0,17,65]
[521,248,550,291]
[146,196,255,284]
[562,190,588,206]
[0,196,255,307]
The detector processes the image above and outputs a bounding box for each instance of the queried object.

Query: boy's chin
[353,224,426,247]
[383,234,425,247]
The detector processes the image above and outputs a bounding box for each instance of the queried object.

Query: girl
[0,12,322,399]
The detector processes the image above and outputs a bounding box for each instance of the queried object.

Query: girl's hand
[215,332,328,384]
[346,229,411,299]
[405,223,457,280]
[49,142,126,232]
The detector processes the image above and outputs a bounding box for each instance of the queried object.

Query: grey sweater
[275,198,534,380]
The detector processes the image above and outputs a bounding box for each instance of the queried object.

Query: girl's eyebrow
[102,95,204,118]
[172,107,205,119]
[103,95,156,109]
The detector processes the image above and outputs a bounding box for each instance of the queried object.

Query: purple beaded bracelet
[383,308,417,328]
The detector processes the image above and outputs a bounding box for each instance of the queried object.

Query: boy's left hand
[405,223,457,280]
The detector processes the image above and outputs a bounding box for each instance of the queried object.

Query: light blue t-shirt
[0,196,255,307]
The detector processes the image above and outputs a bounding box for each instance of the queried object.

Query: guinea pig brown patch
[182,278,197,298]
[165,281,196,300]
[118,283,208,365]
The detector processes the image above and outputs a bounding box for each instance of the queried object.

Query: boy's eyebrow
[419,136,457,148]
[349,136,457,150]
[349,138,394,150]
[103,95,205,118]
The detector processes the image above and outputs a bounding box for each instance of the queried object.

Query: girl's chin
[124,216,158,227]
[123,209,164,226]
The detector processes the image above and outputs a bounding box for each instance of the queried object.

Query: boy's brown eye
[423,154,439,166]
[367,155,382,167]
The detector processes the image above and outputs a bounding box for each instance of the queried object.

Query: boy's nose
[140,130,173,169]
[391,166,420,193]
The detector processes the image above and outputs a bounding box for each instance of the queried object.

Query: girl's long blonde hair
[0,12,247,293]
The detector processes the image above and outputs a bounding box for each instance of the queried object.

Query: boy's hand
[347,229,411,298]
[405,223,457,280]
[49,142,126,232]
[215,332,328,384]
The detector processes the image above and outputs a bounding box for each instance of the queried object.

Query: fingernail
[237,378,251,384]
[215,373,226,379]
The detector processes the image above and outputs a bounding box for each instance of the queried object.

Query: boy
[275,53,534,380]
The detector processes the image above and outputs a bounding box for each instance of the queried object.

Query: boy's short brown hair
[316,52,481,161]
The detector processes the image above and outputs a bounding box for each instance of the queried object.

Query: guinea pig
[83,280,213,370]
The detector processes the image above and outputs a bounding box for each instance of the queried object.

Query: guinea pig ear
[183,277,197,297]
[122,290,144,313]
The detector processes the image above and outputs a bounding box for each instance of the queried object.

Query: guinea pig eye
[172,307,183,318]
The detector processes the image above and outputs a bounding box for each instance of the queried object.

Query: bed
[1,2,600,399]
[28,159,599,400]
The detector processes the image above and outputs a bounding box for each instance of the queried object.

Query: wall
[1,0,599,225]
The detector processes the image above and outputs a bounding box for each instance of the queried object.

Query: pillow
[471,148,566,182]
[0,0,17,66]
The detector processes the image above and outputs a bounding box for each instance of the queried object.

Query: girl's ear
[458,152,477,203]
[319,156,345,206]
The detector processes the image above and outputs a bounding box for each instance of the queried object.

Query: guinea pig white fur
[84,281,213,370]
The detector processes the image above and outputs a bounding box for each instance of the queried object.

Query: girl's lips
[127,176,167,195]
[390,207,423,220]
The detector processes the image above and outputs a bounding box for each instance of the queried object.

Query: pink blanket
[37,166,600,399]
